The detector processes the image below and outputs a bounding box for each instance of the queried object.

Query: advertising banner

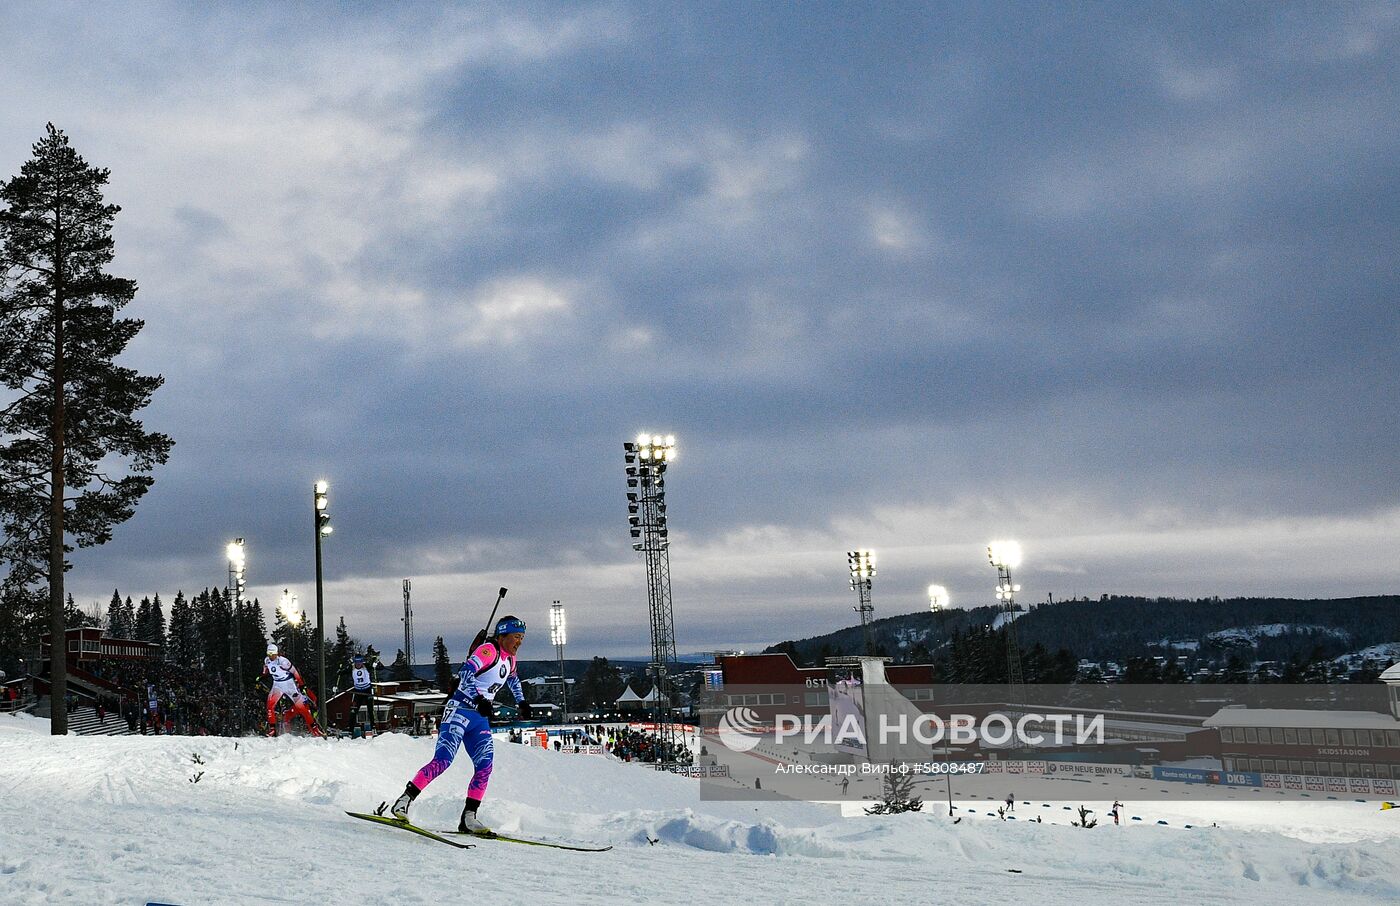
[1152,766,1221,784]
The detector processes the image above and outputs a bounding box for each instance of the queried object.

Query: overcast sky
[2,2,1398,660]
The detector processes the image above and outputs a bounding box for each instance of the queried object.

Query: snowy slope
[2,714,1399,905]
[1206,623,1350,644]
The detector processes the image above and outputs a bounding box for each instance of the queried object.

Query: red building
[715,652,935,721]
[41,627,159,666]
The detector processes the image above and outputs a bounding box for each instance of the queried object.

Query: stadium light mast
[624,432,681,765]
[313,480,332,726]
[847,550,876,655]
[927,584,949,613]
[402,579,414,676]
[226,539,247,732]
[988,540,1025,702]
[550,601,567,716]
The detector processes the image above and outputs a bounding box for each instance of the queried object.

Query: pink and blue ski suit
[408,640,524,800]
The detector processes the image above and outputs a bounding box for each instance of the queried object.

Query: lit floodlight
[636,433,650,446]
[987,540,1022,570]
[928,584,949,611]
[320,524,333,536]
[280,589,302,627]
[847,550,875,582]
[226,540,245,570]
[550,603,567,646]
[315,480,329,495]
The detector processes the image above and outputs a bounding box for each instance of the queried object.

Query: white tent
[614,685,663,708]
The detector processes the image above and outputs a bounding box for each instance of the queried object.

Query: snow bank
[2,728,1399,904]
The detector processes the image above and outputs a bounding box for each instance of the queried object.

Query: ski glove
[518,700,533,720]
[474,696,495,720]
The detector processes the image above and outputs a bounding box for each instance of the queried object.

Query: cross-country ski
[345,811,476,849]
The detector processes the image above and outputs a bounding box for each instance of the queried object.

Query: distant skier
[1111,800,1123,826]
[345,653,377,732]
[261,643,322,737]
[1005,792,1015,813]
[389,616,533,834]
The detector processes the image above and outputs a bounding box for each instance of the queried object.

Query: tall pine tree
[134,596,152,642]
[432,636,454,694]
[105,588,124,637]
[63,592,85,629]
[0,578,44,673]
[329,617,354,690]
[167,590,195,665]
[389,649,412,681]
[148,592,165,653]
[0,125,173,733]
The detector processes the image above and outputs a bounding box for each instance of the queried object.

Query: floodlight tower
[928,584,949,613]
[847,550,876,655]
[550,601,567,715]
[226,539,247,731]
[313,480,332,725]
[402,579,414,674]
[624,433,680,762]
[988,540,1025,702]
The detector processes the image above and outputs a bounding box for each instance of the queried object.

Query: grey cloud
[8,2,1400,657]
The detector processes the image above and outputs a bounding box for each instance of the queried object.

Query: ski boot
[458,797,494,837]
[390,782,419,821]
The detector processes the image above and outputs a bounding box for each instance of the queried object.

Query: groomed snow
[2,714,1398,905]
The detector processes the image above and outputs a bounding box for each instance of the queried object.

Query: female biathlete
[390,616,533,834]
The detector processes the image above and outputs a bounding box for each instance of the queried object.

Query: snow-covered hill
[1206,623,1351,645]
[2,713,1398,905]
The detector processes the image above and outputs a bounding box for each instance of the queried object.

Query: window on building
[1284,728,1298,746]
[1371,731,1387,748]
[1270,728,1285,745]
[1347,762,1361,778]
[1223,757,1234,771]
[1386,730,1400,749]
[1245,728,1259,744]
[1302,761,1316,775]
[1287,760,1302,774]
[1327,729,1341,747]
[1362,763,1376,779]
[1342,729,1357,747]
[1262,759,1276,772]
[1312,729,1327,746]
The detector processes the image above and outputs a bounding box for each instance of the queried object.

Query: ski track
[1,715,1398,905]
